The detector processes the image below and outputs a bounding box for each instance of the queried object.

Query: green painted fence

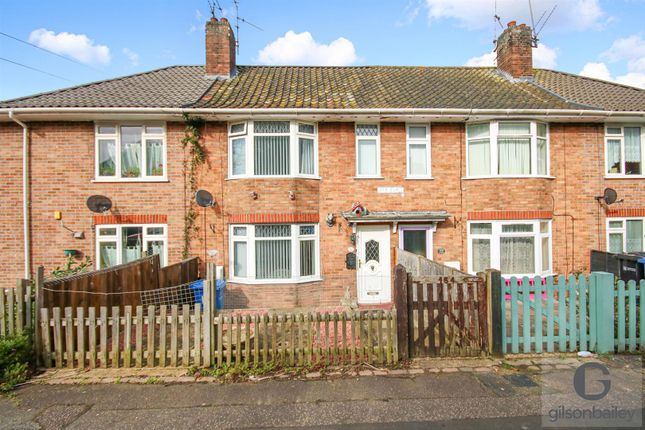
[501,272,643,354]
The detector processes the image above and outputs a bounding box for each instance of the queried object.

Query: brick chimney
[205,17,236,79]
[495,21,534,79]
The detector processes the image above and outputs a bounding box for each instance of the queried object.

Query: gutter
[8,111,30,280]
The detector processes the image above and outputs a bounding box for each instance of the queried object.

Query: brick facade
[496,21,534,78]
[0,119,643,309]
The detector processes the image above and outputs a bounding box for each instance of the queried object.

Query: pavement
[1,355,642,429]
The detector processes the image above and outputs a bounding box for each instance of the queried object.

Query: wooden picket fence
[0,281,34,338]
[501,273,644,354]
[39,305,398,369]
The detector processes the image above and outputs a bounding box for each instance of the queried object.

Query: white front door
[356,225,391,304]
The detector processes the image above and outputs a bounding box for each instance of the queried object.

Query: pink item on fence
[504,277,548,301]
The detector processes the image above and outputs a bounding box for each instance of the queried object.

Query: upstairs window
[466,121,549,178]
[605,126,644,176]
[406,124,432,178]
[355,124,380,177]
[228,121,318,178]
[95,124,166,180]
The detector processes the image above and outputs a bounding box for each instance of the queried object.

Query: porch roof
[341,210,450,224]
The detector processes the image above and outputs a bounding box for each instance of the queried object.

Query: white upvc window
[95,123,167,181]
[96,224,167,269]
[405,124,432,178]
[229,224,320,283]
[605,125,645,177]
[607,218,644,253]
[466,121,549,178]
[355,123,381,177]
[467,220,552,277]
[227,121,318,178]
[399,225,436,259]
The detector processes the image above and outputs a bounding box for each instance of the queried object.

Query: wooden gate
[393,265,489,358]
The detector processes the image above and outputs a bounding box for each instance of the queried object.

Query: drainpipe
[8,111,30,279]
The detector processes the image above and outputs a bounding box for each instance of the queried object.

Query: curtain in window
[609,233,624,253]
[147,241,165,266]
[498,137,531,174]
[256,240,291,279]
[607,139,622,174]
[500,237,535,274]
[299,137,314,175]
[472,239,491,273]
[624,127,641,174]
[541,236,550,272]
[408,144,427,175]
[467,140,490,176]
[358,140,377,175]
[98,139,116,176]
[300,239,315,276]
[122,226,142,263]
[537,138,547,175]
[232,137,246,175]
[254,135,290,175]
[626,220,643,252]
[121,126,142,177]
[233,242,247,277]
[146,139,163,176]
[99,242,117,269]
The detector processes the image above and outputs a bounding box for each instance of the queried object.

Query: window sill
[92,178,169,183]
[404,176,434,180]
[353,176,385,180]
[461,175,555,180]
[225,176,322,181]
[227,277,323,285]
[605,175,645,179]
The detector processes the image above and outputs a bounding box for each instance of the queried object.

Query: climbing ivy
[181,114,206,258]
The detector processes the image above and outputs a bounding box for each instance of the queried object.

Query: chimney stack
[205,17,236,79]
[495,21,534,79]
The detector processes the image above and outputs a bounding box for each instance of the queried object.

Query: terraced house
[1,19,644,309]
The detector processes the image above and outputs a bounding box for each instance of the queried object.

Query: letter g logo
[573,363,611,400]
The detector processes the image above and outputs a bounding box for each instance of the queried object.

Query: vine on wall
[182,114,206,258]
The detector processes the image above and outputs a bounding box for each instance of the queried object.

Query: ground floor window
[398,225,435,258]
[607,218,644,253]
[467,220,552,276]
[96,224,167,269]
[229,223,320,283]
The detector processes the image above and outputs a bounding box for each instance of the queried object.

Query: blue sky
[1,0,644,101]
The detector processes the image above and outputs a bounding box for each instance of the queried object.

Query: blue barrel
[189,279,204,304]
[215,279,226,310]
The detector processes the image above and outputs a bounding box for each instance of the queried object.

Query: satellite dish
[195,190,215,208]
[86,195,112,213]
[603,188,618,205]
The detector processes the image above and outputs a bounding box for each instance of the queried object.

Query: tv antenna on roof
[528,0,557,46]
[232,0,264,55]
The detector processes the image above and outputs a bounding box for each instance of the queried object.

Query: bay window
[468,220,552,276]
[230,224,320,283]
[355,124,380,177]
[466,121,549,178]
[95,124,166,180]
[605,126,644,176]
[607,218,644,253]
[406,124,432,178]
[228,121,318,178]
[96,224,167,269]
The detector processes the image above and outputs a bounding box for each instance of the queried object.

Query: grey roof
[1,65,644,112]
[342,211,451,223]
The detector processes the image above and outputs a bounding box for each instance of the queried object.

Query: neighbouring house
[1,18,644,309]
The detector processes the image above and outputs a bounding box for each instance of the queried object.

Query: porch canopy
[341,210,450,232]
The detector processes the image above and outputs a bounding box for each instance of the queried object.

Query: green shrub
[0,332,35,392]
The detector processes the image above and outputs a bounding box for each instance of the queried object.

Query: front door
[356,225,391,304]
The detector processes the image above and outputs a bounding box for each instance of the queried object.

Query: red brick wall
[496,22,534,78]
[0,119,643,309]
[205,18,235,77]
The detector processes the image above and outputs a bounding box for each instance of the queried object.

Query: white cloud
[257,31,358,66]
[616,72,645,88]
[122,48,140,66]
[465,44,557,69]
[579,62,612,81]
[423,0,605,31]
[601,34,645,65]
[28,28,110,65]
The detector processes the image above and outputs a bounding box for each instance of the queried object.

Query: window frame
[405,124,432,179]
[355,123,381,178]
[95,223,168,269]
[467,219,552,277]
[465,120,550,178]
[94,122,167,182]
[606,217,645,253]
[228,223,321,284]
[398,224,436,259]
[604,125,645,178]
[227,121,319,179]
